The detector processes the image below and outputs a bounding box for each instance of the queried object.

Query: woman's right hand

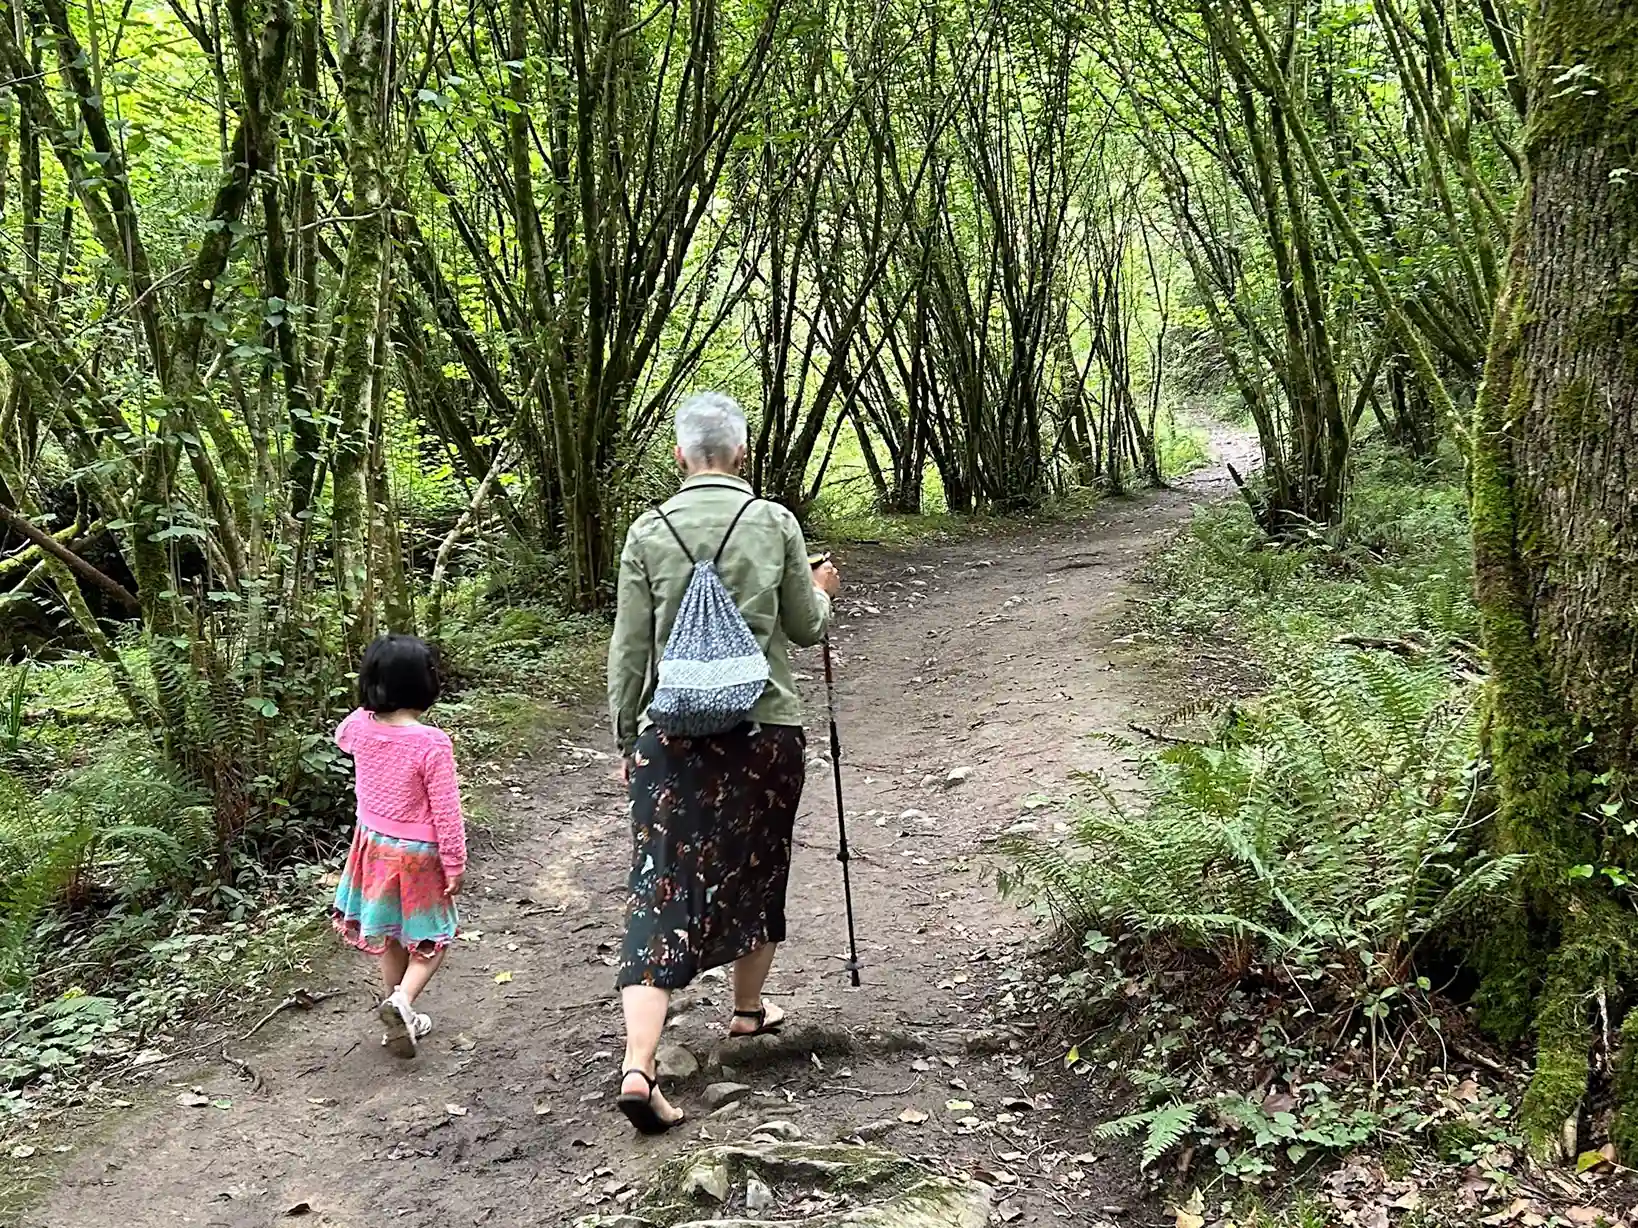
[813,559,841,598]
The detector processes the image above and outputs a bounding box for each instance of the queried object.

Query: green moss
[1611,1012,1638,1160]
[1519,959,1592,1162]
[1431,1121,1488,1163]
[1524,3,1638,154]
[1515,900,1638,1162]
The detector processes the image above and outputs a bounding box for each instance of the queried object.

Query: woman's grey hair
[675,391,748,469]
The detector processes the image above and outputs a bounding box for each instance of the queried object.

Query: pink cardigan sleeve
[421,738,468,876]
[335,708,366,753]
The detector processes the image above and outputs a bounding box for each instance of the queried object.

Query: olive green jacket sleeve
[608,523,658,756]
[606,476,831,756]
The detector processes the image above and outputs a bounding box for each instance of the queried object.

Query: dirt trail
[25,448,1247,1228]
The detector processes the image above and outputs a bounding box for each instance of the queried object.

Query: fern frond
[1142,1101,1200,1168]
[1094,1105,1159,1141]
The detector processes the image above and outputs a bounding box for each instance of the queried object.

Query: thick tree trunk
[1470,0,1638,1162]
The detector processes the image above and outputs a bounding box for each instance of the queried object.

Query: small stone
[749,1118,802,1141]
[943,766,973,788]
[656,1043,698,1080]
[681,1160,730,1202]
[709,1101,746,1119]
[703,1082,752,1110]
[851,1119,899,1141]
[745,1173,775,1213]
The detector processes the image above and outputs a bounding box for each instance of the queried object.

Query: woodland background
[2,0,1636,1210]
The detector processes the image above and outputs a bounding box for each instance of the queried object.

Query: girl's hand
[444,872,465,898]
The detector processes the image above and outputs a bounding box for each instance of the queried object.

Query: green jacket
[607,474,832,754]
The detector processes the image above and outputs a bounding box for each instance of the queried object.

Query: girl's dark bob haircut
[358,634,442,714]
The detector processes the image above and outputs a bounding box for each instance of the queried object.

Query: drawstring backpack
[646,493,771,737]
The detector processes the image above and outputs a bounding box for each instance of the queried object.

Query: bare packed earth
[22,445,1251,1228]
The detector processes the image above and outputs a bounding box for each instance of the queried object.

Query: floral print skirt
[617,722,806,990]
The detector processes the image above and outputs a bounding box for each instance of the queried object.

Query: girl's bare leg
[380,940,410,997]
[398,946,446,1004]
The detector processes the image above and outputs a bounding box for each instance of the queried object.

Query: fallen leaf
[452,1034,477,1053]
[1174,1188,1205,1228]
[9,1145,35,1160]
[446,1104,469,1117]
[1565,1210,1613,1227]
[176,1091,211,1109]
[898,1108,929,1124]
[533,1102,553,1117]
[945,1099,974,1112]
[1063,1045,1080,1067]
[494,971,514,984]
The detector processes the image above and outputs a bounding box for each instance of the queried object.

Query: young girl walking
[330,634,467,1058]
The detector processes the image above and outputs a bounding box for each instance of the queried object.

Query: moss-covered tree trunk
[1470,0,1638,1163]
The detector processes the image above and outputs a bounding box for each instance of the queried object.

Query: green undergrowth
[0,595,605,1163]
[1136,447,1477,658]
[1002,450,1530,1195]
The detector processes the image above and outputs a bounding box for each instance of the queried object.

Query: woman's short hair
[358,634,443,713]
[676,392,748,468]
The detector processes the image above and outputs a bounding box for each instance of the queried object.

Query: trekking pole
[820,636,863,987]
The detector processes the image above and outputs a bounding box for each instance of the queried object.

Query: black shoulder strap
[714,498,763,565]
[651,507,696,566]
[650,483,764,568]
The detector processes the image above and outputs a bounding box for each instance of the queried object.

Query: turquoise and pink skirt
[331,826,459,959]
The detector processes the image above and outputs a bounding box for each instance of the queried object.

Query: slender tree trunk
[1469,0,1638,1162]
[328,0,391,652]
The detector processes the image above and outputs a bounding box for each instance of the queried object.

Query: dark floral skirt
[616,722,806,991]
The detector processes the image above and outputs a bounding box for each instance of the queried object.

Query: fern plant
[0,755,212,984]
[1003,651,1511,989]
[1096,1100,1203,1169]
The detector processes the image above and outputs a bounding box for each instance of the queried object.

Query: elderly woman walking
[606,391,841,1134]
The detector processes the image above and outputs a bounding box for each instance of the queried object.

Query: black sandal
[616,1069,687,1136]
[728,1006,785,1039]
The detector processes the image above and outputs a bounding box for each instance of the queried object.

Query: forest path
[26,440,1251,1228]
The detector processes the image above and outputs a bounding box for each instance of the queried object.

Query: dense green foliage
[1,0,1634,1199]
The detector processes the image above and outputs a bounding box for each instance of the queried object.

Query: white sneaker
[412,1012,433,1040]
[378,990,417,1059]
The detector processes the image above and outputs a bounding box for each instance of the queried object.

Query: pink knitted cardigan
[336,709,468,875]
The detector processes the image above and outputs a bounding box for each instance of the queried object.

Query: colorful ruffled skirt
[331,827,459,959]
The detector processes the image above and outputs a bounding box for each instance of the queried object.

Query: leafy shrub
[1139,446,1476,652]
